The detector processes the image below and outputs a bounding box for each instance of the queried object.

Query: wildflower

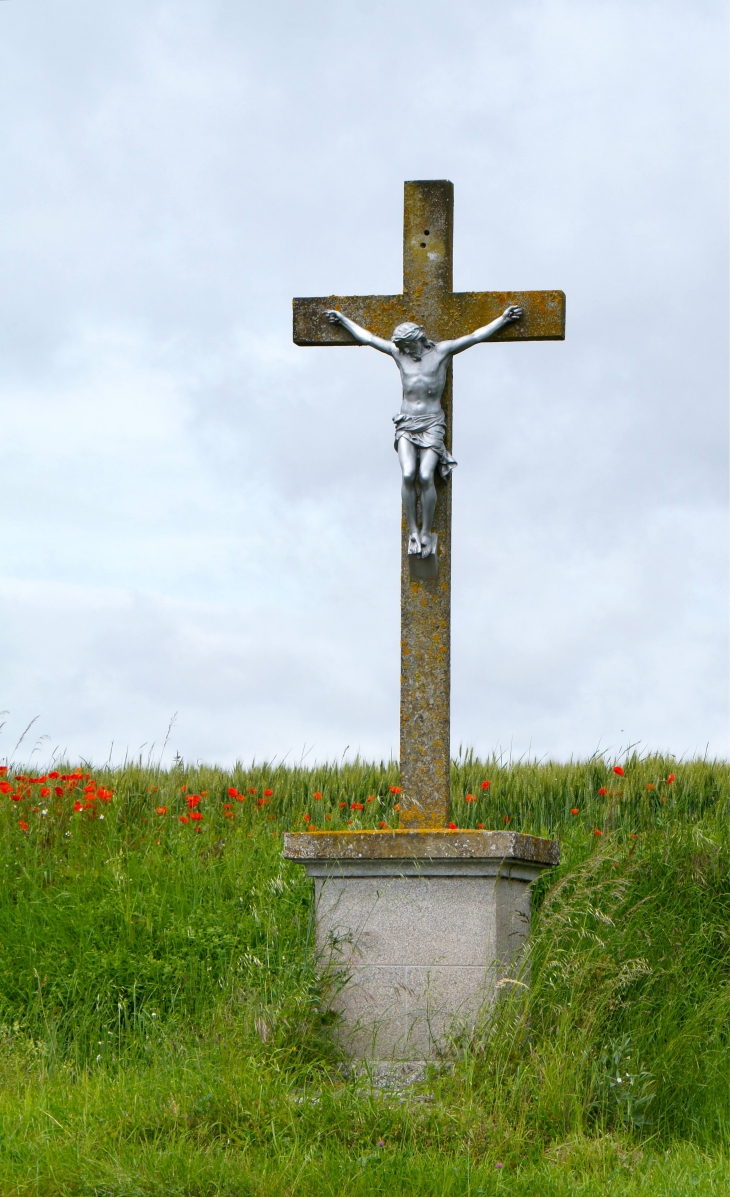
[10,793,21,803]
[0,781,11,794]
[667,773,676,784]
[495,1162,503,1169]
[379,821,387,829]
[249,788,257,795]
[74,801,83,812]
[613,765,624,776]
[310,825,317,832]
[480,780,491,790]
[378,1139,385,1147]
[97,788,112,802]
[225,812,235,819]
[236,795,245,802]
[223,803,233,811]
[18,820,28,832]
[339,802,347,809]
[54,786,64,797]
[571,808,580,815]
[156,806,167,815]
[182,785,188,793]
[465,794,474,803]
[646,784,655,791]
[179,816,189,824]
[661,796,667,803]
[264,789,273,797]
[257,798,264,807]
[389,786,402,794]
[448,821,457,830]
[347,820,353,825]
[593,828,603,836]
[48,771,59,779]
[325,814,331,820]
[227,787,238,798]
[598,787,607,795]
[0,766,6,775]
[351,802,364,811]
[477,822,484,829]
[40,787,50,797]
[630,833,637,839]
[367,795,375,803]
[190,812,203,822]
[393,803,401,811]
[303,813,311,823]
[201,791,207,797]
[313,792,322,800]
[503,815,511,824]
[185,795,201,809]
[41,809,47,816]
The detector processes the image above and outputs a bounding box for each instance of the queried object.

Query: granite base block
[283,830,558,1061]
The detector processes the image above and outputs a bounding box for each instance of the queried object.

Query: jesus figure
[324,304,523,557]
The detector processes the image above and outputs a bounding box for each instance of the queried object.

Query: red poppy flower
[613,766,624,776]
[367,795,374,803]
[598,787,607,795]
[227,787,238,798]
[48,771,59,779]
[225,811,235,818]
[181,785,188,793]
[10,794,21,802]
[593,828,602,836]
[40,787,50,797]
[571,808,580,815]
[351,802,364,811]
[0,766,6,776]
[190,811,203,822]
[223,803,233,811]
[179,815,189,824]
[313,792,322,800]
[346,819,353,825]
[303,813,311,822]
[97,789,112,802]
[480,780,491,790]
[18,820,28,832]
[185,795,201,809]
[249,788,257,795]
[53,786,63,797]
[503,815,511,823]
[465,794,474,803]
[448,822,457,830]
[379,821,387,828]
[156,806,167,815]
[0,781,11,794]
[236,795,245,802]
[661,796,667,803]
[667,773,676,784]
[264,789,273,797]
[339,802,346,809]
[74,801,83,812]
[389,785,402,794]
[646,784,655,791]
[477,822,484,829]
[630,833,637,839]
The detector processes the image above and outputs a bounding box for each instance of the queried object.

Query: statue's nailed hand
[502,304,523,322]
[324,309,343,325]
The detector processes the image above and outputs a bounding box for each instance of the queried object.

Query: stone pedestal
[283,829,559,1061]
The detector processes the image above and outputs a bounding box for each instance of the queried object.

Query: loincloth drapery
[393,410,457,480]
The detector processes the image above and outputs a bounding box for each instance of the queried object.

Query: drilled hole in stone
[420,242,426,248]
[424,230,430,235]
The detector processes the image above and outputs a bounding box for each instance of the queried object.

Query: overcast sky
[0,0,727,769]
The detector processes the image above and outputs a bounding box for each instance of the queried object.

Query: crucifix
[293,180,565,830]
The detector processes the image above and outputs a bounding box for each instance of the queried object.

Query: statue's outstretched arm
[324,310,394,355]
[439,305,522,356]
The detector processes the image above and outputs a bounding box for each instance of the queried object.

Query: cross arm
[293,290,565,346]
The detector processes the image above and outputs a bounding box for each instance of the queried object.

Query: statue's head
[392,322,433,359]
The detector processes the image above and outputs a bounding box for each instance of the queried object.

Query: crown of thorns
[391,322,427,344]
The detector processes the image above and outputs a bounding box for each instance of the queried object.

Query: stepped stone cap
[283,828,559,867]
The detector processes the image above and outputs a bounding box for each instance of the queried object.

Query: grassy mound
[0,755,727,1195]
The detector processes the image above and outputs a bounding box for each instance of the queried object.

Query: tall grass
[0,754,727,1195]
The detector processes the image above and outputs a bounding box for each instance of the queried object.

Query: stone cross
[293,180,564,829]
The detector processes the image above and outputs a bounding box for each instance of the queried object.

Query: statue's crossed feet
[407,532,422,556]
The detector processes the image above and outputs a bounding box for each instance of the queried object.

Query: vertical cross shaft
[398,181,454,829]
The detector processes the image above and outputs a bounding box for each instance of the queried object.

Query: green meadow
[0,754,727,1195]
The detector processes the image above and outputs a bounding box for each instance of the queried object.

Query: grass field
[0,753,727,1195]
